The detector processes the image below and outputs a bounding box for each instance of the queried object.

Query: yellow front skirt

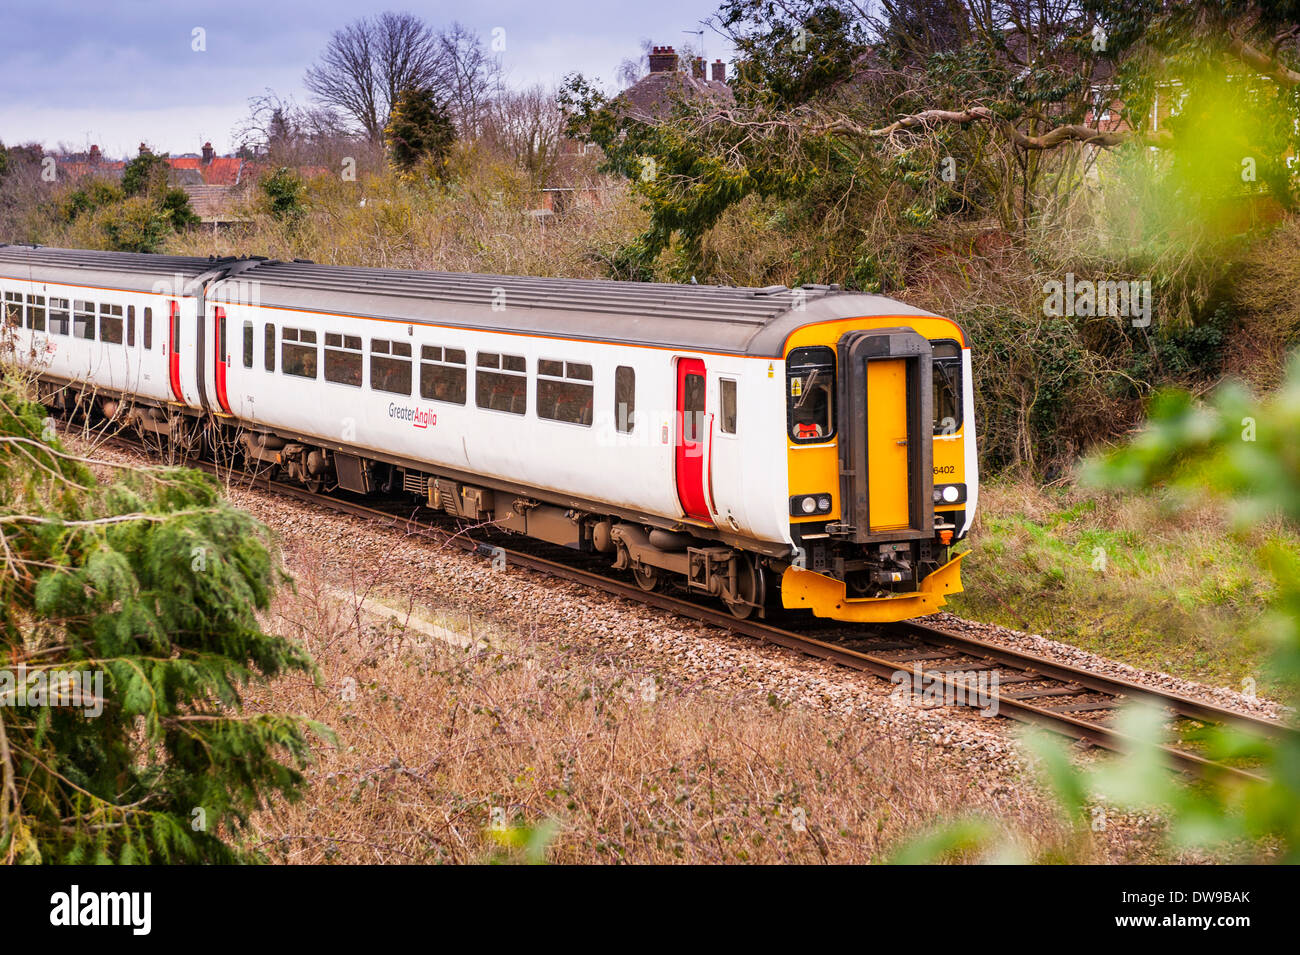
[780,552,965,622]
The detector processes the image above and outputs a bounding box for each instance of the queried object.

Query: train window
[27,295,46,332]
[281,326,318,379]
[615,366,635,433]
[73,301,95,340]
[100,304,124,344]
[264,323,275,371]
[324,332,363,386]
[370,338,412,394]
[719,378,737,434]
[420,345,467,404]
[49,298,70,335]
[931,339,963,435]
[126,306,135,345]
[475,351,526,415]
[683,373,705,442]
[242,322,255,368]
[537,360,593,426]
[787,345,835,443]
[143,307,152,349]
[3,292,22,327]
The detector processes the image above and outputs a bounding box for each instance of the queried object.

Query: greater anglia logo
[387,402,437,429]
[49,885,151,935]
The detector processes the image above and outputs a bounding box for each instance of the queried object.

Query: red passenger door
[213,306,232,413]
[675,358,711,522]
[167,300,184,403]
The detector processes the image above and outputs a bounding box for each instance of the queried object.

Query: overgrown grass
[244,546,1080,864]
[162,148,647,280]
[950,477,1294,695]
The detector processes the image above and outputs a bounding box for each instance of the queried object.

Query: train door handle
[896,438,908,446]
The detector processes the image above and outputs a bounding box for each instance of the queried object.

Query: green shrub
[258,166,307,221]
[0,376,327,863]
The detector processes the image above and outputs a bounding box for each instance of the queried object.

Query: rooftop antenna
[683,28,704,65]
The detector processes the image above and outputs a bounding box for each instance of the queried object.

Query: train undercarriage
[46,384,776,620]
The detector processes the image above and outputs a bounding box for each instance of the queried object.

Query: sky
[0,0,734,158]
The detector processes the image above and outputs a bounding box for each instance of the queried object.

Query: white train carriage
[0,246,977,622]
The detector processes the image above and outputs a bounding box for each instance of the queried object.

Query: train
[0,245,977,622]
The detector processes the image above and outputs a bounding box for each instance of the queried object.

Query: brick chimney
[88,144,101,164]
[691,56,705,79]
[648,45,678,73]
[202,141,215,165]
[711,59,726,83]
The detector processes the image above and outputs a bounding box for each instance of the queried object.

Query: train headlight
[932,483,966,505]
[791,494,833,517]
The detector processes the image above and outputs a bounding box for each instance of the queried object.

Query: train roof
[0,245,945,357]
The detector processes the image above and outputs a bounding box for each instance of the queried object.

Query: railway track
[96,431,1296,784]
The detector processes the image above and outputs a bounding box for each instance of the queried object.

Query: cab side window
[931,339,963,435]
[787,346,835,443]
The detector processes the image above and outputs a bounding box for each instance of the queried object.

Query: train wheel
[631,563,660,592]
[724,556,766,620]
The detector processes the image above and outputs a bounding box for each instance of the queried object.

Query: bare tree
[232,89,380,174]
[304,13,501,144]
[375,13,446,128]
[0,144,50,243]
[431,22,503,136]
[305,12,442,143]
[233,91,302,157]
[482,86,565,185]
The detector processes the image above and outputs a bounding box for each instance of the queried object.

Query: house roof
[204,157,244,185]
[615,70,734,123]
[180,184,247,223]
[55,153,249,187]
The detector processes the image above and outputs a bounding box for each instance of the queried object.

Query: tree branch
[697,103,1172,152]
[1227,34,1300,86]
